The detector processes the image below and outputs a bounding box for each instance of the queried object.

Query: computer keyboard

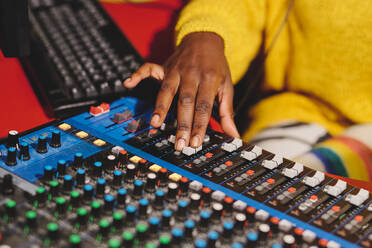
[21,0,154,117]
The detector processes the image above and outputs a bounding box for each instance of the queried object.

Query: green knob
[159,235,171,244]
[108,238,121,248]
[122,231,134,241]
[69,234,81,245]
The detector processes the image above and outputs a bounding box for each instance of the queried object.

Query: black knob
[76,169,86,186]
[139,198,149,218]
[36,187,47,205]
[157,167,167,186]
[76,208,88,226]
[26,210,37,228]
[162,209,172,230]
[55,197,67,215]
[6,130,19,148]
[222,222,234,239]
[138,158,148,176]
[2,174,14,195]
[63,174,73,192]
[83,184,94,202]
[223,197,233,216]
[113,212,123,229]
[166,182,178,203]
[19,142,30,160]
[201,187,211,207]
[258,224,270,241]
[73,153,83,169]
[133,180,144,199]
[93,161,103,178]
[234,213,246,234]
[5,199,16,218]
[154,190,165,210]
[145,173,156,193]
[211,203,223,222]
[70,191,80,208]
[91,201,101,218]
[57,160,66,177]
[104,154,116,171]
[47,222,59,240]
[104,194,115,212]
[149,216,160,235]
[43,165,54,181]
[190,193,201,212]
[50,130,61,148]
[184,220,195,238]
[36,136,48,153]
[176,200,188,221]
[6,147,17,166]
[125,205,136,223]
[283,234,296,248]
[99,219,110,238]
[179,177,189,196]
[112,170,122,187]
[199,211,210,230]
[49,180,60,198]
[207,231,219,248]
[270,217,280,234]
[96,178,106,196]
[117,188,127,206]
[125,163,136,183]
[118,150,128,166]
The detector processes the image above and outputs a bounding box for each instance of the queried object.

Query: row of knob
[5,130,61,166]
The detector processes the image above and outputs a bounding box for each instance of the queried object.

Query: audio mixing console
[0,97,372,247]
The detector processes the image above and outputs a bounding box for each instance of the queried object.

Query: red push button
[288,187,296,193]
[205,152,213,158]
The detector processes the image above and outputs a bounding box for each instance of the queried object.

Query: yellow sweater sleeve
[175,0,266,84]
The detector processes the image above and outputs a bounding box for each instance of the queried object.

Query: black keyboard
[21,0,153,118]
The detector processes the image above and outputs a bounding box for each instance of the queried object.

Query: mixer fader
[0,97,371,247]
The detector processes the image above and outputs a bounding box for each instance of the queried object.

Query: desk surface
[1,0,371,191]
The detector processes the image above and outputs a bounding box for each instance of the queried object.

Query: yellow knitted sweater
[175,0,372,141]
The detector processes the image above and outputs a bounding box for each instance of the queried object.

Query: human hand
[124,32,239,151]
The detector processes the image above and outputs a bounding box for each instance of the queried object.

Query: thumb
[218,79,240,138]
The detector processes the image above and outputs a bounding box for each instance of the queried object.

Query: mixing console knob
[99,219,110,237]
[91,201,102,218]
[47,222,59,240]
[6,147,17,166]
[166,182,178,202]
[5,200,16,218]
[201,187,211,207]
[211,203,223,221]
[93,161,103,178]
[184,219,195,238]
[171,228,183,245]
[63,174,73,191]
[49,180,60,197]
[195,239,207,248]
[122,232,134,247]
[43,165,54,181]
[139,198,149,218]
[145,173,157,193]
[96,178,106,196]
[270,217,280,234]
[154,190,165,209]
[57,160,66,177]
[125,163,136,182]
[104,195,115,212]
[112,170,123,186]
[190,193,201,212]
[179,177,189,196]
[158,167,168,186]
[73,153,84,169]
[56,197,67,215]
[69,234,82,248]
[36,136,48,153]
[138,158,148,176]
[176,200,188,221]
[162,209,172,230]
[6,130,19,148]
[271,244,283,248]
[246,232,258,247]
[223,197,233,216]
[26,210,37,228]
[50,130,61,148]
[83,184,94,202]
[36,186,47,205]
[234,213,246,233]
[19,142,30,160]
[105,154,116,171]
[76,169,86,186]
[125,205,137,223]
[282,234,295,248]
[117,188,127,206]
[207,231,219,248]
[77,208,88,226]
[2,174,14,195]
[118,150,129,165]
[113,212,123,229]
[246,206,256,223]
[149,217,160,235]
[222,222,234,239]
[258,224,270,241]
[136,224,148,243]
[133,180,144,199]
[70,191,80,208]
[199,211,210,230]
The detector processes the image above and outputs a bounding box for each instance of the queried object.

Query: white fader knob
[241,146,262,161]
[282,162,304,178]
[262,155,283,170]
[302,171,325,187]
[323,179,347,197]
[221,138,243,152]
[346,189,370,206]
[182,146,202,156]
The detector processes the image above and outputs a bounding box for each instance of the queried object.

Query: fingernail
[123,78,131,84]
[151,114,160,126]
[191,135,201,148]
[176,138,186,151]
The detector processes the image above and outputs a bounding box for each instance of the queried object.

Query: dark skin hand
[124,32,239,151]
